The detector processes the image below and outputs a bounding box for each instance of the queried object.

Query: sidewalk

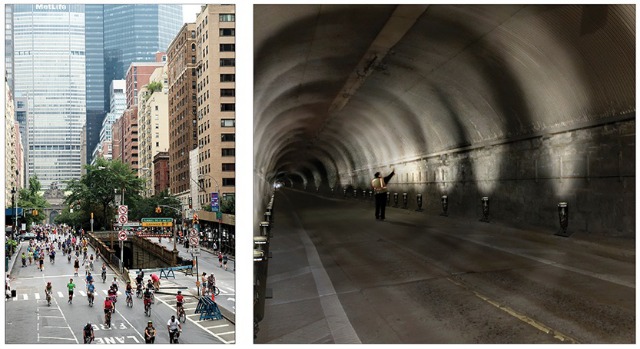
[127,236,236,323]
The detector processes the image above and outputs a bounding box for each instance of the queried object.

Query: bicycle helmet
[148,321,153,324]
[177,291,181,294]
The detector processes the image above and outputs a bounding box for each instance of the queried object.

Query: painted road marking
[205,324,230,329]
[23,294,28,300]
[35,293,40,299]
[57,292,64,298]
[447,278,580,344]
[79,290,87,296]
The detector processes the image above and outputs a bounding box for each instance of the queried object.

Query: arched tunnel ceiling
[254,4,635,189]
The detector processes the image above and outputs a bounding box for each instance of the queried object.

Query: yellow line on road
[446,277,580,344]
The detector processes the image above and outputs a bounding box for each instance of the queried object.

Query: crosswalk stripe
[57,292,64,298]
[35,293,40,299]
[23,294,28,300]
[102,290,108,295]
[79,291,87,297]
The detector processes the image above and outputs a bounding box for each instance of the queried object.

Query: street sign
[118,214,128,224]
[118,205,128,215]
[140,217,173,227]
[118,230,127,241]
[189,228,197,237]
[189,237,199,246]
[191,247,201,256]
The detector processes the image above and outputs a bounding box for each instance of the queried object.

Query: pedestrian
[74,257,80,276]
[218,251,223,268]
[21,252,27,267]
[28,250,33,265]
[371,168,395,220]
[222,254,228,271]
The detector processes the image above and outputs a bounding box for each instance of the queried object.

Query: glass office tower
[85,4,182,162]
[12,4,86,189]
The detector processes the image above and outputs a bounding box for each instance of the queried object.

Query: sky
[182,4,202,23]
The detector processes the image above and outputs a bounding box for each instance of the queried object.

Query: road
[6,236,233,344]
[257,188,635,344]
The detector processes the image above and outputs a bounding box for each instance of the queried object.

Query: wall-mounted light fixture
[343,188,347,198]
[402,193,408,209]
[386,192,391,205]
[393,193,399,207]
[353,189,357,198]
[556,202,570,237]
[440,195,448,216]
[416,194,423,211]
[480,197,490,222]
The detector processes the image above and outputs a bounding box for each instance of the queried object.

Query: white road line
[102,290,108,295]
[153,295,233,344]
[39,316,65,319]
[79,290,87,297]
[51,290,79,344]
[57,291,64,298]
[205,324,230,329]
[23,294,28,300]
[35,293,41,299]
[113,306,145,341]
[38,337,76,341]
[217,331,235,336]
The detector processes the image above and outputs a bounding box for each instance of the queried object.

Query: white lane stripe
[23,294,28,300]
[217,331,235,336]
[35,293,40,299]
[205,324,230,329]
[38,337,76,341]
[79,290,87,296]
[57,292,64,298]
[102,290,108,295]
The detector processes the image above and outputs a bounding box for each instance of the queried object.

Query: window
[221,103,235,112]
[222,148,235,156]
[191,30,196,38]
[222,178,235,186]
[219,28,235,36]
[220,58,235,67]
[221,119,235,127]
[219,14,235,22]
[191,43,196,51]
[191,56,196,63]
[221,133,235,142]
[222,163,235,171]
[219,44,235,52]
[220,74,235,82]
[220,89,235,97]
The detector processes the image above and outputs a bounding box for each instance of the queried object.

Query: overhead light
[556,202,570,237]
[416,194,423,212]
[480,197,490,222]
[440,195,448,217]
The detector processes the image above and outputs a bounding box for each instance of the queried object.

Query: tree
[17,175,49,226]
[64,158,145,230]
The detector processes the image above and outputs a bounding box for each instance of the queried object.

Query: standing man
[371,168,395,220]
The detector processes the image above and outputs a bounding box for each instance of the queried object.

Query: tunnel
[253,4,635,344]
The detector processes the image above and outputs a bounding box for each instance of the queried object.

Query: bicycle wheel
[214,286,220,296]
[179,310,186,323]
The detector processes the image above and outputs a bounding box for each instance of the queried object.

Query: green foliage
[17,175,48,226]
[128,189,181,221]
[221,195,235,215]
[147,81,163,93]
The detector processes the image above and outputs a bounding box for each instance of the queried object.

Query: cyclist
[101,264,107,282]
[44,281,53,306]
[83,323,95,344]
[125,281,133,306]
[87,280,96,306]
[111,277,119,292]
[67,278,76,304]
[49,249,56,264]
[107,285,118,311]
[21,252,26,267]
[89,254,94,271]
[167,315,182,343]
[143,287,153,313]
[85,271,94,285]
[136,279,144,298]
[103,296,114,327]
[135,269,144,287]
[200,272,207,295]
[144,321,156,343]
[73,257,80,276]
[176,291,185,319]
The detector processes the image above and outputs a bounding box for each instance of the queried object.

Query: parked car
[17,232,37,241]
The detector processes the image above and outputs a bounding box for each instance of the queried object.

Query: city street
[6,236,234,344]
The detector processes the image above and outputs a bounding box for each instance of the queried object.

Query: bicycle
[144,300,152,317]
[45,291,51,306]
[84,334,93,344]
[88,292,94,307]
[101,271,106,283]
[177,305,186,323]
[105,309,112,328]
[126,292,133,308]
[204,284,220,297]
[169,328,181,344]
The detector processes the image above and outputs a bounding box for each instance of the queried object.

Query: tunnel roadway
[256,188,635,344]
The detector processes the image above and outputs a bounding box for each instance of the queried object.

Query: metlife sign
[35,4,67,10]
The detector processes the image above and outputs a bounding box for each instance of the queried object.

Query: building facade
[138,65,170,195]
[85,4,182,164]
[92,80,126,163]
[153,152,170,194]
[167,23,199,208]
[12,4,86,189]
[195,5,236,208]
[5,79,17,205]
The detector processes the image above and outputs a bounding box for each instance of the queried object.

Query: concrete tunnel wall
[253,4,635,237]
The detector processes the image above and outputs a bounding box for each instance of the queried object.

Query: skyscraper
[85,4,182,164]
[12,4,86,189]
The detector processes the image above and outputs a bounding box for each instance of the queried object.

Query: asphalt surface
[5,234,235,344]
[255,188,635,344]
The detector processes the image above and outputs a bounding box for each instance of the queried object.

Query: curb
[154,290,235,324]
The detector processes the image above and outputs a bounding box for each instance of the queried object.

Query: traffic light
[193,213,199,225]
[188,197,192,209]
[155,206,162,214]
[32,209,38,216]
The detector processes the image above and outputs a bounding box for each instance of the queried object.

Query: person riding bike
[85,272,94,285]
[107,285,118,310]
[144,321,156,343]
[143,287,153,312]
[111,277,119,292]
[87,280,96,306]
[136,279,144,298]
[167,315,182,343]
[176,291,185,316]
[83,323,95,344]
[135,269,144,287]
[100,264,107,283]
[125,281,133,305]
[45,281,53,305]
[207,273,216,294]
[103,296,114,327]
